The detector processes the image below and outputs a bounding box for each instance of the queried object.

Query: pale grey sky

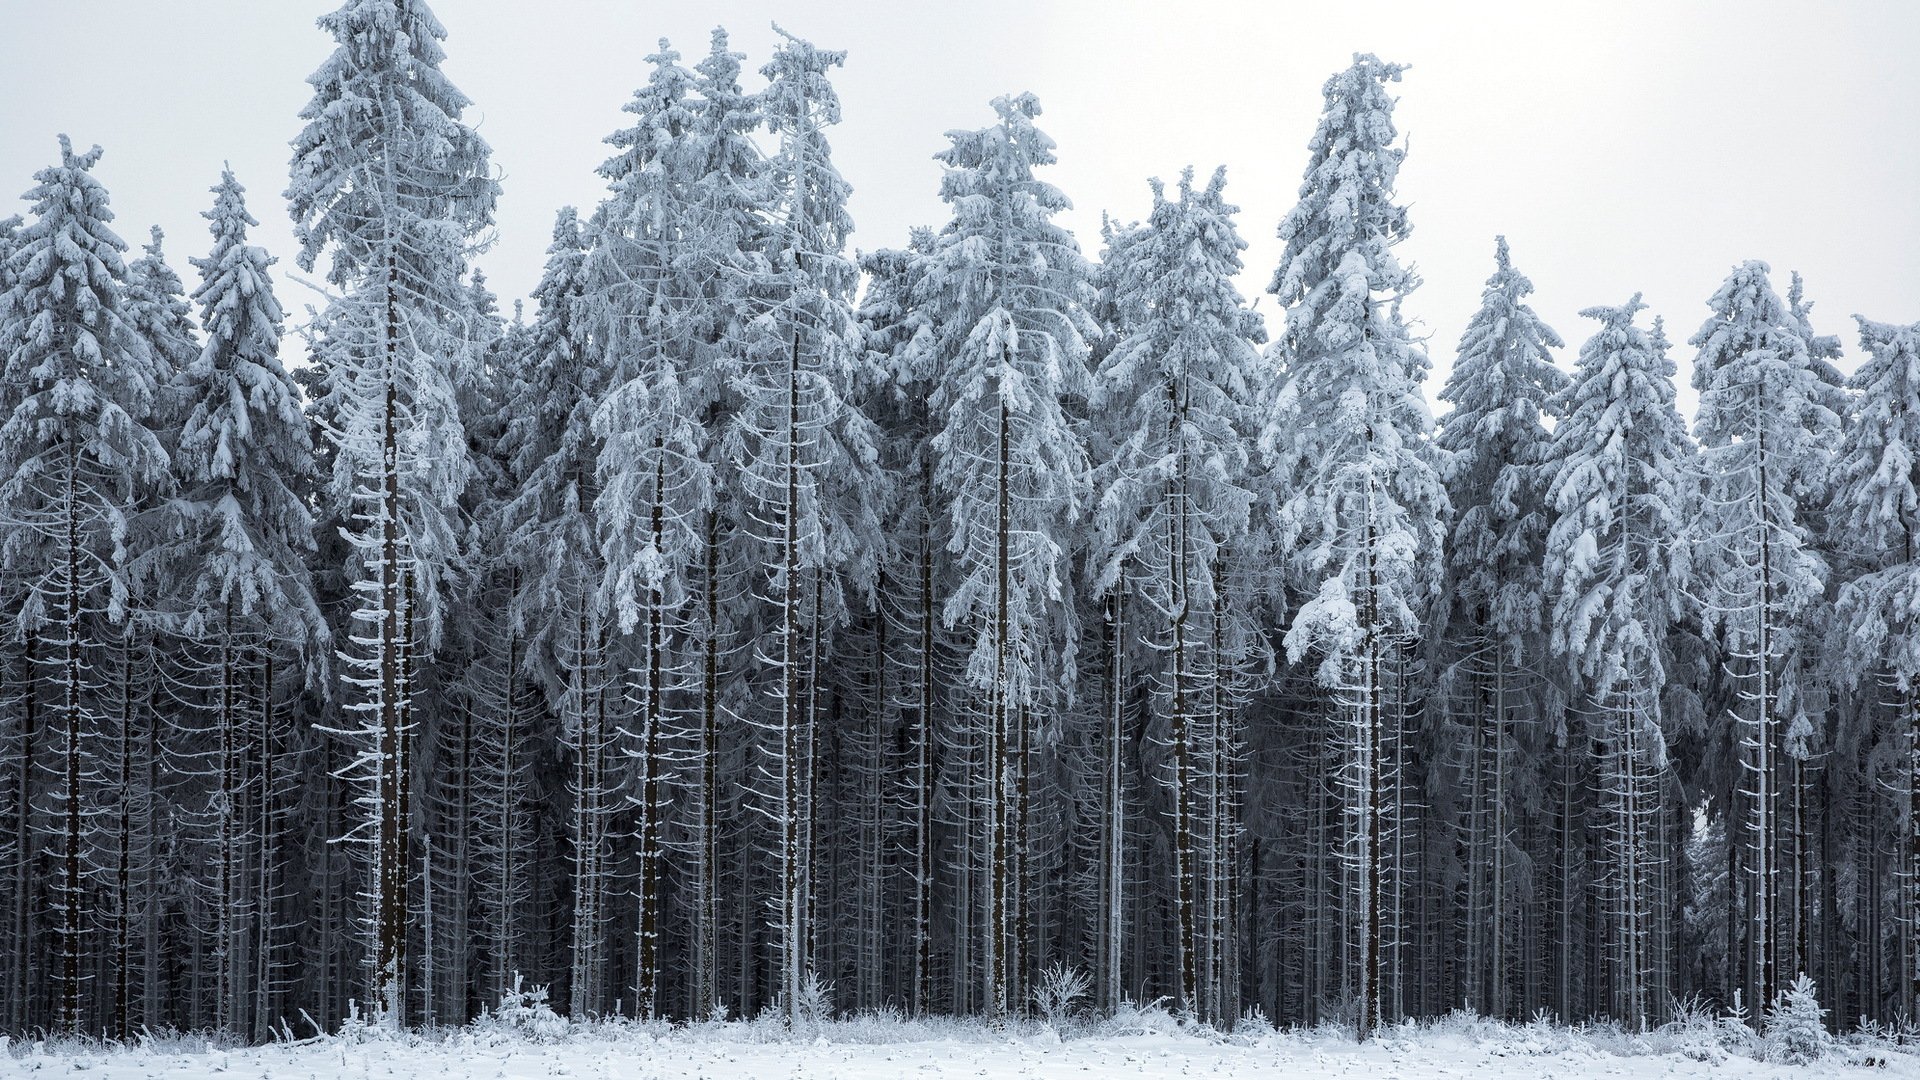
[1,0,1915,407]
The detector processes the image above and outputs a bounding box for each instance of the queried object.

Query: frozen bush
[1765,973,1832,1065]
[1031,963,1090,1034]
[479,975,569,1043]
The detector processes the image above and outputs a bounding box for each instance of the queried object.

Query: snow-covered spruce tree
[1765,971,1831,1063]
[915,92,1093,1019]
[446,299,539,1010]
[505,206,618,1018]
[0,209,26,1034]
[1260,55,1446,1040]
[1543,296,1693,1029]
[162,170,325,1039]
[729,29,885,1024]
[411,268,508,1027]
[677,29,764,1020]
[1080,214,1143,1017]
[1831,316,1920,1022]
[0,137,169,1035]
[1688,261,1840,1016]
[125,227,200,454]
[286,0,498,1026]
[582,37,719,1018]
[1091,167,1265,1024]
[1435,235,1565,1020]
[102,223,194,1037]
[855,231,955,1015]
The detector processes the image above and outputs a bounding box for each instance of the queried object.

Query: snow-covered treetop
[180,170,301,487]
[1832,317,1920,685]
[920,91,1095,395]
[0,136,157,418]
[1271,54,1412,334]
[1438,237,1565,467]
[287,0,498,289]
[1544,294,1693,692]
[170,170,322,647]
[0,136,170,629]
[1437,236,1566,653]
[760,25,854,289]
[600,39,701,223]
[1091,166,1265,597]
[124,225,195,423]
[1689,259,1840,494]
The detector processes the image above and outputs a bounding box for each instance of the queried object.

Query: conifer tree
[680,29,763,1019]
[855,231,948,1015]
[0,209,25,1034]
[286,0,498,1024]
[1543,296,1693,1028]
[166,170,324,1037]
[1261,55,1446,1040]
[1091,167,1265,1022]
[506,206,616,1017]
[730,28,885,1023]
[1688,261,1839,1013]
[1436,236,1565,1018]
[0,137,169,1034]
[100,223,189,1037]
[580,38,712,1018]
[916,92,1093,1018]
[1831,317,1920,1021]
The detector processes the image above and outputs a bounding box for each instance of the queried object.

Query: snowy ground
[4,1015,1915,1080]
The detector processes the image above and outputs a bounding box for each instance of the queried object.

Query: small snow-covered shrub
[1648,995,1731,1064]
[1507,1008,1571,1056]
[1099,996,1184,1037]
[1031,963,1090,1033]
[1765,973,1832,1064]
[1219,1005,1278,1046]
[336,999,399,1045]
[478,975,569,1043]
[770,970,835,1033]
[1427,1006,1509,1047]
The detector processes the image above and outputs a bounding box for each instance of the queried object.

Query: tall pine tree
[286,0,498,1025]
[1261,55,1446,1040]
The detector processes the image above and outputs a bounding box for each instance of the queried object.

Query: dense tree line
[0,0,1916,1042]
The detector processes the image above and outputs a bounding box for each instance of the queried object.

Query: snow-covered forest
[0,0,1916,1051]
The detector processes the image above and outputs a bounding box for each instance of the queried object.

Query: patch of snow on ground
[3,1015,1915,1080]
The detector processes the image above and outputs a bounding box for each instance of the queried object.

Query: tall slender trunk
[986,394,1012,1019]
[218,602,240,1035]
[253,653,278,1038]
[633,451,666,1019]
[1102,593,1125,1013]
[112,630,135,1039]
[912,504,936,1015]
[372,247,408,1027]
[8,636,35,1031]
[57,434,83,1035]
[780,330,806,1024]
[696,511,721,1017]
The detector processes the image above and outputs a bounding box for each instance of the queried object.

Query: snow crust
[5,1016,1913,1080]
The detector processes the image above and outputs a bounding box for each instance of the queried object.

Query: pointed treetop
[54,132,104,173]
[205,168,259,238]
[1271,54,1411,306]
[1583,292,1648,327]
[762,25,849,132]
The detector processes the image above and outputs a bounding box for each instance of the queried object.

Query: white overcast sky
[1,0,1916,410]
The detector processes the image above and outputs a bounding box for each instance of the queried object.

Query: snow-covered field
[4,1016,1913,1080]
